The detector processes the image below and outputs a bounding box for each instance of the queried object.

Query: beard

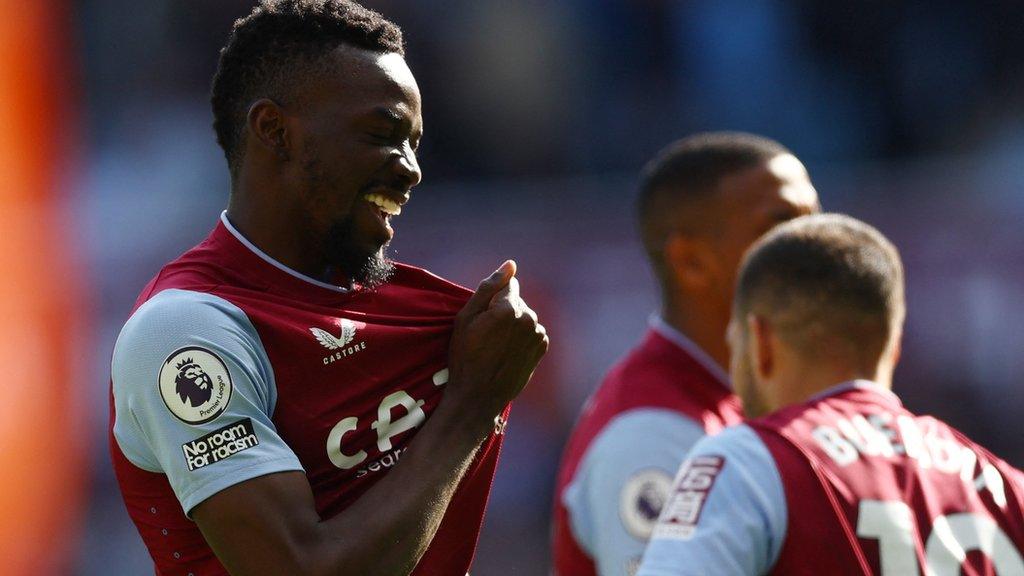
[323,214,395,290]
[300,142,395,290]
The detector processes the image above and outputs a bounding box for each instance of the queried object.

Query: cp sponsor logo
[619,469,673,540]
[159,346,232,425]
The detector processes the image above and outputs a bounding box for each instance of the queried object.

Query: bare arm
[193,401,491,575]
[193,261,547,575]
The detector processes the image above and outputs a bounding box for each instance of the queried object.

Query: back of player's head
[637,132,792,258]
[735,213,906,366]
[211,0,405,175]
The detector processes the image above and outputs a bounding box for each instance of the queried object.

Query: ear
[747,313,774,381]
[664,233,716,291]
[246,98,291,161]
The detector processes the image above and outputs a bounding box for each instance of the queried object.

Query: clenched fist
[447,260,549,433]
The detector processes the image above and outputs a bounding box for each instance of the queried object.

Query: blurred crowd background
[3,0,1023,573]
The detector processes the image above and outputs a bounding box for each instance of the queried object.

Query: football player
[109,2,547,574]
[553,133,819,575]
[638,214,1024,575]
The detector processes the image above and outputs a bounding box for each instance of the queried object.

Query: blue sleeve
[637,425,787,576]
[562,409,707,576]
[111,288,304,516]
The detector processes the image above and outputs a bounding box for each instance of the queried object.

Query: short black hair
[637,132,792,256]
[211,0,405,174]
[735,213,905,363]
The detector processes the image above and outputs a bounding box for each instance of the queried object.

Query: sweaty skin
[193,45,549,576]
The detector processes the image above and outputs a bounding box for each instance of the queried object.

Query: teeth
[364,193,402,217]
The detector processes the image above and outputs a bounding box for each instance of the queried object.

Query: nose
[393,142,422,188]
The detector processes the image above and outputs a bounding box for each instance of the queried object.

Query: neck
[226,185,331,282]
[772,358,892,410]
[662,298,730,369]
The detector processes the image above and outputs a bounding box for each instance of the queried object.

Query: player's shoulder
[567,372,697,468]
[643,423,788,576]
[567,335,706,456]
[114,289,256,364]
[143,231,232,294]
[588,336,727,427]
[918,413,1024,475]
[594,339,675,406]
[608,330,716,395]
[112,288,275,424]
[588,408,706,462]
[568,408,706,504]
[123,288,245,330]
[561,408,706,555]
[687,424,773,464]
[663,424,784,527]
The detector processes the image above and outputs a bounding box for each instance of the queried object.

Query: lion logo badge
[619,469,673,541]
[159,346,233,425]
[175,357,213,407]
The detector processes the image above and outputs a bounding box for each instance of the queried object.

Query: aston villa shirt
[639,381,1024,575]
[109,212,508,575]
[552,319,743,575]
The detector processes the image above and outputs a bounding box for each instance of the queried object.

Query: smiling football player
[108,2,548,575]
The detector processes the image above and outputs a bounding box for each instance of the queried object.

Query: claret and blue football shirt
[110,212,509,575]
[552,317,743,575]
[638,381,1024,576]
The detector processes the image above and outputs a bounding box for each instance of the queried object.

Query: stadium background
[3,0,1023,573]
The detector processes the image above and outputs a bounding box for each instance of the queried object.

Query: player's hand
[447,260,549,429]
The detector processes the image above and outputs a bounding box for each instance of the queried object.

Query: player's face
[292,48,423,287]
[727,314,770,418]
[711,155,819,308]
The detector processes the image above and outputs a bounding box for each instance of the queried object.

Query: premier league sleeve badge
[159,346,233,425]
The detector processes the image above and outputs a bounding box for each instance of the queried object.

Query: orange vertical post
[0,0,89,574]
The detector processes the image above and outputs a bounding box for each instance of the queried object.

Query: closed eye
[366,132,399,146]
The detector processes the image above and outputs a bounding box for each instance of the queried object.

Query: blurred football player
[108,1,547,575]
[552,133,819,575]
[639,214,1024,575]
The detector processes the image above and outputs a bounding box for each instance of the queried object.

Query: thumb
[461,260,516,316]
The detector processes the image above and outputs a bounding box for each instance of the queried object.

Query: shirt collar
[648,314,732,389]
[806,379,902,405]
[220,211,350,293]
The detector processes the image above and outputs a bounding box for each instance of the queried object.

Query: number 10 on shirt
[856,499,1024,575]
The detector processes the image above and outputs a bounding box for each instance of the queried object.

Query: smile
[364,193,402,217]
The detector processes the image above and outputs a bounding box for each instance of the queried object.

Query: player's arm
[636,425,787,576]
[193,405,490,575]
[192,261,547,576]
[562,410,706,575]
